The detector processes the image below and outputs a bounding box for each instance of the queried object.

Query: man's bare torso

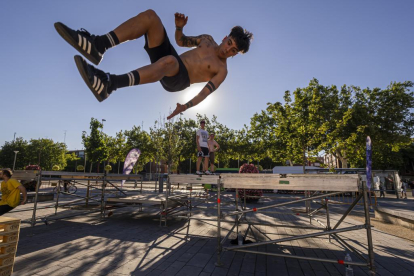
[179,36,227,84]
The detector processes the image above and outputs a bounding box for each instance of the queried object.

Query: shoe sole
[74,55,104,102]
[54,22,101,66]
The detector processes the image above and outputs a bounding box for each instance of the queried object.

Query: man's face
[200,122,205,129]
[219,36,239,58]
[210,134,215,139]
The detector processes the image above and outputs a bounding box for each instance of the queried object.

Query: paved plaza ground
[6,185,414,276]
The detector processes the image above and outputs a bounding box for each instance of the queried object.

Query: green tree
[0,138,29,169]
[150,122,166,175]
[27,139,67,170]
[107,131,127,173]
[65,152,81,172]
[344,81,414,168]
[162,119,183,173]
[82,118,109,172]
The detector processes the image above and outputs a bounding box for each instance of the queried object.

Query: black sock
[95,31,120,53]
[110,71,140,90]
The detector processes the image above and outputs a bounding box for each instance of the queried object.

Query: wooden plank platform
[107,194,168,204]
[106,193,187,205]
[169,174,220,185]
[221,174,359,191]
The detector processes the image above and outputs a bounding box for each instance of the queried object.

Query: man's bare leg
[54,10,165,66]
[204,158,209,172]
[196,157,202,173]
[113,9,165,48]
[134,56,179,84]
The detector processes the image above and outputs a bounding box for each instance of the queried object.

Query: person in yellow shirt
[0,169,27,215]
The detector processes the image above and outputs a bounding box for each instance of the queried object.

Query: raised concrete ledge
[375,205,414,230]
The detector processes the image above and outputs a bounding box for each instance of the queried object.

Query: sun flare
[182,83,213,111]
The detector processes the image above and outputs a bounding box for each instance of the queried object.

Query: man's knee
[140,9,160,23]
[158,55,178,70]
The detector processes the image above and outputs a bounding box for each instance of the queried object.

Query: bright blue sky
[2,0,413,150]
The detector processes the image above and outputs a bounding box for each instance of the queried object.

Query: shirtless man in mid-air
[55,10,252,119]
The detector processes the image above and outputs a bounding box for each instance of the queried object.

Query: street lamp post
[13,151,19,171]
[102,119,106,169]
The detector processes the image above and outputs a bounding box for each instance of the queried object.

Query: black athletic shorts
[144,29,190,92]
[197,147,209,158]
[0,205,14,216]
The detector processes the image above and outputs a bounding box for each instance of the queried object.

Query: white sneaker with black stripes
[54,22,103,65]
[74,55,114,102]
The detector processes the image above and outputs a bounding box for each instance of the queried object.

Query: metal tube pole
[243,189,246,210]
[54,180,61,215]
[333,193,363,230]
[220,223,237,246]
[178,217,325,230]
[226,191,344,218]
[101,173,106,218]
[333,234,367,262]
[30,171,42,227]
[86,180,90,206]
[235,188,239,235]
[325,198,331,243]
[215,178,223,266]
[233,249,368,267]
[226,225,365,251]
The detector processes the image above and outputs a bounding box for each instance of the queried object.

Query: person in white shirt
[207,133,220,173]
[196,120,210,175]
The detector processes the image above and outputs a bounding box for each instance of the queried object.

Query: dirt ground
[349,214,414,242]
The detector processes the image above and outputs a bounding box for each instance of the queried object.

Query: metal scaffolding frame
[9,170,143,226]
[213,174,375,275]
[9,171,376,274]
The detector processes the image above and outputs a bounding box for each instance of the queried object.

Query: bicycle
[53,180,77,194]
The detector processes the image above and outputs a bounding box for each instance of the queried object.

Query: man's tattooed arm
[175,33,214,47]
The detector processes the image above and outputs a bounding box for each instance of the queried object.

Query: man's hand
[21,198,27,205]
[167,103,186,120]
[175,13,188,28]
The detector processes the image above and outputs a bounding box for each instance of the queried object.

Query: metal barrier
[7,170,142,226]
[323,190,377,207]
[213,174,376,275]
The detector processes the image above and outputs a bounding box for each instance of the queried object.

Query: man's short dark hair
[2,169,12,178]
[229,26,253,54]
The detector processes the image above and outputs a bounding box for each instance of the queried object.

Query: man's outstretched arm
[167,69,227,120]
[174,12,213,47]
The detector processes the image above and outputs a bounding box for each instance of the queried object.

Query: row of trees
[250,79,414,171]
[0,138,68,170]
[1,79,413,173]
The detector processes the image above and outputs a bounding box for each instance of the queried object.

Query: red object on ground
[253,208,257,212]
[217,199,221,203]
[338,260,344,264]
